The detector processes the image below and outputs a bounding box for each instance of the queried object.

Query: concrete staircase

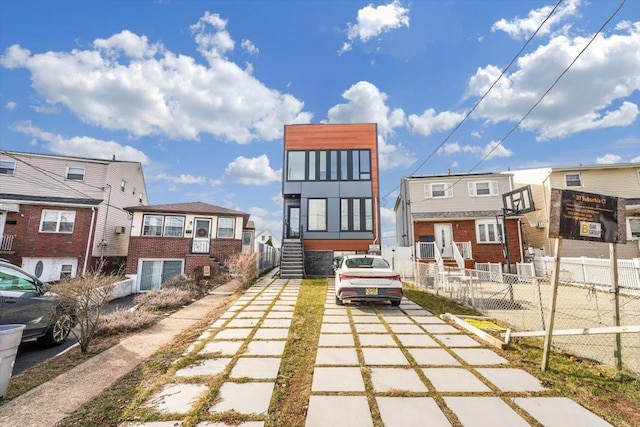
[280,240,304,279]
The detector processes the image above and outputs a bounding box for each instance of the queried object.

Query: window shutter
[468,182,475,197]
[425,184,432,199]
[445,182,453,197]
[491,181,499,195]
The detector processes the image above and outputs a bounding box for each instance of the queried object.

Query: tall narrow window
[359,150,371,180]
[364,198,373,231]
[352,199,361,230]
[308,199,327,231]
[352,152,360,180]
[330,151,338,180]
[319,151,327,180]
[287,151,305,180]
[308,151,316,180]
[121,180,127,192]
[340,151,348,180]
[341,199,349,231]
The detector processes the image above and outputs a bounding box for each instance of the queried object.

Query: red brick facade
[126,236,242,276]
[413,219,523,265]
[1,204,96,271]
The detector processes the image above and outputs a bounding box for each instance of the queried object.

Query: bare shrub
[52,267,122,353]
[96,308,158,336]
[226,252,258,290]
[134,288,194,311]
[161,274,202,297]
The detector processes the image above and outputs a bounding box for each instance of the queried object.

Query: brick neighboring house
[281,123,381,277]
[0,151,148,281]
[124,202,251,291]
[510,163,640,259]
[394,172,524,270]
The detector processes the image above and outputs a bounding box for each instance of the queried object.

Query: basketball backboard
[503,185,535,215]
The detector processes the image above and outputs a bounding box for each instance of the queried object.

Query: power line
[380,0,565,203]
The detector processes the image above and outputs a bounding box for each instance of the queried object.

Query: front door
[287,206,300,239]
[193,218,211,253]
[434,223,453,258]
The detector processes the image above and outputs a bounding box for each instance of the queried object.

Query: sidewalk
[1,270,615,426]
[0,279,244,427]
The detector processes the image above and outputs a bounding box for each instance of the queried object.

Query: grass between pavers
[406,285,640,427]
[266,277,327,426]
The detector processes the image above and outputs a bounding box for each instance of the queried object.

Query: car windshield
[344,257,389,269]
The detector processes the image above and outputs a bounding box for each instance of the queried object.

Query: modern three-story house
[281,123,381,276]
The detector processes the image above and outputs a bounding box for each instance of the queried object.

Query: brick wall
[126,236,241,276]
[2,204,96,271]
[413,219,523,264]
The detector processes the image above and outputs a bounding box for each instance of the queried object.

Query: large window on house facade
[217,218,236,238]
[425,182,453,199]
[565,173,582,187]
[0,160,16,175]
[628,217,640,240]
[140,260,183,291]
[66,166,85,181]
[340,198,373,231]
[142,215,185,237]
[468,180,499,197]
[476,219,503,243]
[308,199,327,231]
[286,150,371,181]
[40,210,76,233]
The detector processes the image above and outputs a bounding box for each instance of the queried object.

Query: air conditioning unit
[115,225,126,234]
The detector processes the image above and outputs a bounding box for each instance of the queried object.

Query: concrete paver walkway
[120,275,612,427]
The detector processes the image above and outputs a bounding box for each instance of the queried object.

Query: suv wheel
[38,312,73,347]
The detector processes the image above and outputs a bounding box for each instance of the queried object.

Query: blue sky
[1,0,638,245]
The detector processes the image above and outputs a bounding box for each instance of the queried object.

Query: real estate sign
[548,189,627,243]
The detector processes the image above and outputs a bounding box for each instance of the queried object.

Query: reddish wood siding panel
[284,123,380,201]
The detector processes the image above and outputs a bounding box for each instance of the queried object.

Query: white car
[334,254,403,306]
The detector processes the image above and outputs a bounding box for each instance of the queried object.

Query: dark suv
[0,260,75,347]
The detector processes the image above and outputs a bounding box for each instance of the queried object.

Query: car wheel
[390,299,401,307]
[38,312,73,348]
[335,295,344,306]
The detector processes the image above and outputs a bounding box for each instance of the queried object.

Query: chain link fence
[413,261,640,374]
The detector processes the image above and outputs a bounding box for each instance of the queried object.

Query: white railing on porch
[451,243,465,270]
[455,241,472,259]
[192,238,210,254]
[0,234,14,251]
[416,241,444,267]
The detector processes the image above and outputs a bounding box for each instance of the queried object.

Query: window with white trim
[164,216,185,237]
[40,210,76,233]
[66,166,85,181]
[217,218,236,238]
[476,219,503,243]
[468,180,499,197]
[121,180,127,192]
[60,264,73,280]
[308,199,327,231]
[628,217,640,240]
[0,160,16,175]
[565,173,582,187]
[425,182,453,199]
[142,215,164,236]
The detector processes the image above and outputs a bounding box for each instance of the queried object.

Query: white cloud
[408,108,466,136]
[438,140,513,160]
[341,0,410,53]
[0,12,313,144]
[469,22,640,140]
[596,154,622,164]
[10,121,150,164]
[241,39,259,55]
[631,155,640,162]
[5,101,17,110]
[154,172,207,184]
[327,81,404,135]
[491,0,582,40]
[224,154,281,185]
